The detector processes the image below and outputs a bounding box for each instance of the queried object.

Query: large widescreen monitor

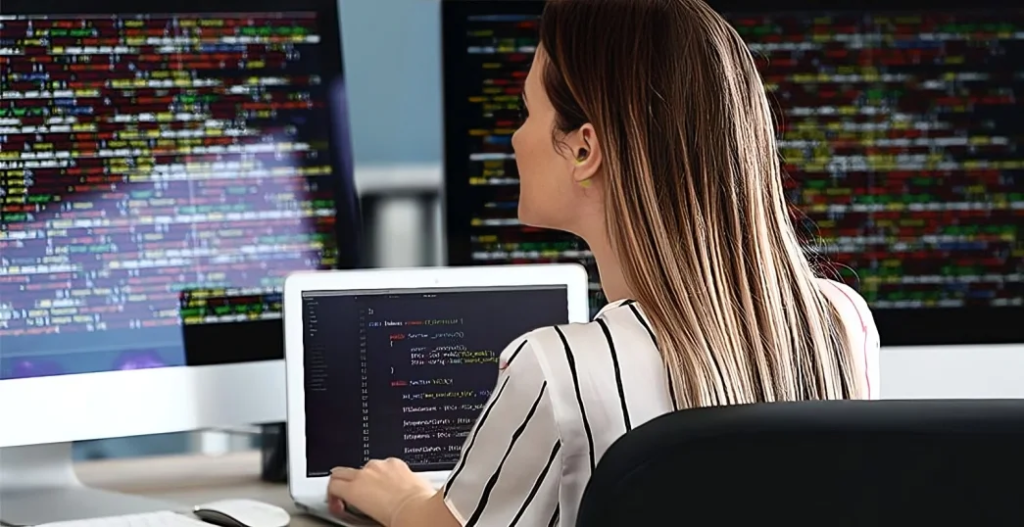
[441,0,1024,397]
[0,0,360,522]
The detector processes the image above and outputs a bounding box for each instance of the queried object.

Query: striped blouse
[441,278,880,526]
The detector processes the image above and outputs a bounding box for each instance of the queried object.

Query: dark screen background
[301,285,567,476]
[441,0,1024,346]
[0,0,362,379]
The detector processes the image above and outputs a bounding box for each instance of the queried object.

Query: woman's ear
[570,123,603,185]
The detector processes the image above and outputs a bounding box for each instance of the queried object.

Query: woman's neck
[584,233,632,304]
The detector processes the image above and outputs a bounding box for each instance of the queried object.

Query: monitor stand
[0,443,181,526]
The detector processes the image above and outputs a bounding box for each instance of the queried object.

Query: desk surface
[76,451,323,527]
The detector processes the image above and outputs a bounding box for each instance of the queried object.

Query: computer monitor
[440,1,605,313]
[441,0,1024,397]
[0,0,360,522]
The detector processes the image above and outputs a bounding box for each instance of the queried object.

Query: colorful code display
[447,10,1024,313]
[453,14,606,312]
[734,12,1024,308]
[0,10,351,375]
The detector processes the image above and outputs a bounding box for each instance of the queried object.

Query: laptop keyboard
[339,505,378,526]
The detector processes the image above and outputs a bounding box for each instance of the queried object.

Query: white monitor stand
[0,444,179,526]
[880,344,1024,399]
[0,362,287,525]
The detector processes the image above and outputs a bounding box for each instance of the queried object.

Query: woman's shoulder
[816,277,868,303]
[501,300,659,385]
[519,299,650,346]
[506,320,605,360]
[815,279,881,399]
[815,278,875,330]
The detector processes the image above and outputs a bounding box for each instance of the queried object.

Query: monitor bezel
[439,0,1024,347]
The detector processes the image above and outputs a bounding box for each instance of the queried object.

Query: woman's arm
[391,492,460,527]
[437,335,562,526]
[328,334,561,527]
[328,461,458,527]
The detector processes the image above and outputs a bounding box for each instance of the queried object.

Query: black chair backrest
[576,400,1024,526]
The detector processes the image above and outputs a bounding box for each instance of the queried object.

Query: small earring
[578,179,592,188]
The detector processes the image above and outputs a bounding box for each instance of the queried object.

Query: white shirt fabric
[441,278,880,527]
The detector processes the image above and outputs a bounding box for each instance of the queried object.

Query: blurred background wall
[342,0,442,165]
[73,0,447,460]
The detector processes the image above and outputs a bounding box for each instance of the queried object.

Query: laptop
[283,264,590,526]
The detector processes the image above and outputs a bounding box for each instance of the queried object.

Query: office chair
[576,400,1024,526]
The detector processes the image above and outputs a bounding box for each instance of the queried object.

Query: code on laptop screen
[300,285,567,476]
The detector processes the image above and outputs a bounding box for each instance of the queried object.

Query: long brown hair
[540,0,861,407]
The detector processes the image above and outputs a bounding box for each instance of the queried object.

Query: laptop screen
[301,284,569,477]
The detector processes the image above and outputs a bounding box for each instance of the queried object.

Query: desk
[76,451,324,527]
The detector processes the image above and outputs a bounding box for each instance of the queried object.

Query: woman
[327,0,880,525]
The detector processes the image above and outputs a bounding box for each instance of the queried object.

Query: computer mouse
[194,498,291,527]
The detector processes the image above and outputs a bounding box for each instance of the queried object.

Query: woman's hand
[327,458,436,526]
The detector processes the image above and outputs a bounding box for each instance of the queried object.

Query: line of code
[733,11,1024,307]
[0,12,341,336]
[455,10,1024,309]
[459,15,606,314]
[300,287,568,476]
[375,316,492,466]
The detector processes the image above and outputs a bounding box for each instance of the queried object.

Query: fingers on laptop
[330,466,359,480]
[328,496,344,516]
